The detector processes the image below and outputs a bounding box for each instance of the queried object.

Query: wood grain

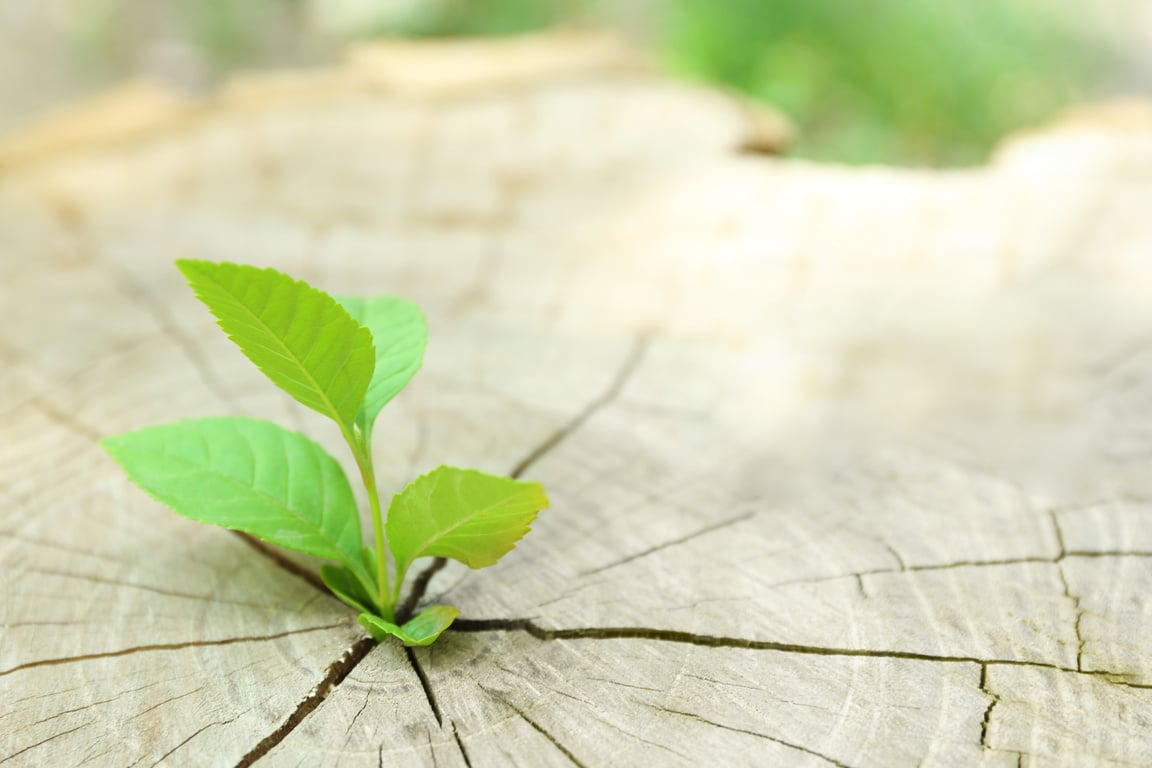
[2,34,1151,767]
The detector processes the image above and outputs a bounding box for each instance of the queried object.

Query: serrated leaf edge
[387,466,549,573]
[101,417,363,568]
[176,259,375,430]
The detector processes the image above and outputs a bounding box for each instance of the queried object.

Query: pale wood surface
[2,35,1152,767]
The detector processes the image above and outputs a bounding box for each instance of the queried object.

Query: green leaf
[176,260,375,430]
[336,296,426,432]
[359,547,379,578]
[102,417,363,566]
[386,466,549,578]
[321,564,378,615]
[358,606,460,646]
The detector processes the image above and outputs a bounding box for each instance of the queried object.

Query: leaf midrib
[204,267,363,428]
[396,483,538,568]
[118,442,356,564]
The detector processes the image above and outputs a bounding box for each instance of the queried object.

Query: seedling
[102,261,548,646]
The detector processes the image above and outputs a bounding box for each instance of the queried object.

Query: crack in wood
[398,337,651,621]
[0,720,95,765]
[650,704,854,768]
[151,716,238,768]
[1049,511,1087,672]
[113,269,243,416]
[1066,550,1152,558]
[451,617,1004,663]
[8,685,83,706]
[28,398,103,442]
[0,623,346,677]
[508,336,648,480]
[234,636,376,767]
[476,683,587,767]
[423,729,440,768]
[579,511,756,577]
[85,331,655,766]
[0,531,120,565]
[1,620,106,629]
[0,334,156,436]
[448,618,1152,688]
[49,307,1142,760]
[397,557,449,624]
[24,565,272,609]
[881,542,908,572]
[451,724,474,768]
[203,336,650,630]
[404,646,475,768]
[340,687,373,749]
[586,676,664,693]
[405,647,444,728]
[978,664,1001,751]
[30,692,131,726]
[770,550,1152,593]
[77,747,115,766]
[129,686,207,721]
[233,532,331,596]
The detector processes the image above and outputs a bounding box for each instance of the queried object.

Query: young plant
[101,260,549,646]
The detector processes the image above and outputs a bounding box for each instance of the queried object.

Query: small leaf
[102,417,363,567]
[399,605,461,645]
[337,296,426,432]
[321,565,378,615]
[359,606,460,646]
[386,466,549,578]
[358,613,395,644]
[177,260,375,429]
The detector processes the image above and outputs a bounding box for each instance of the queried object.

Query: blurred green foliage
[68,0,310,71]
[659,0,1108,165]
[367,0,590,38]
[358,0,1112,165]
[173,0,304,63]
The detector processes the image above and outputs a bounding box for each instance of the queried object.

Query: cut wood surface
[2,34,1152,767]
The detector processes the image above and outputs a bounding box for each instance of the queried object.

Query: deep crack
[60,295,1143,763]
[234,636,376,767]
[448,618,1140,682]
[405,647,444,727]
[979,664,1001,750]
[115,331,652,766]
[398,557,449,624]
[452,725,474,768]
[234,532,331,596]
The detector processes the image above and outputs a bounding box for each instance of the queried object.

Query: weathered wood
[2,34,1152,767]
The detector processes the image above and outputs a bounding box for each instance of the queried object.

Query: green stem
[342,422,394,622]
[390,561,409,610]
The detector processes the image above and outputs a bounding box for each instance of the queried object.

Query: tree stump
[3,35,1152,767]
